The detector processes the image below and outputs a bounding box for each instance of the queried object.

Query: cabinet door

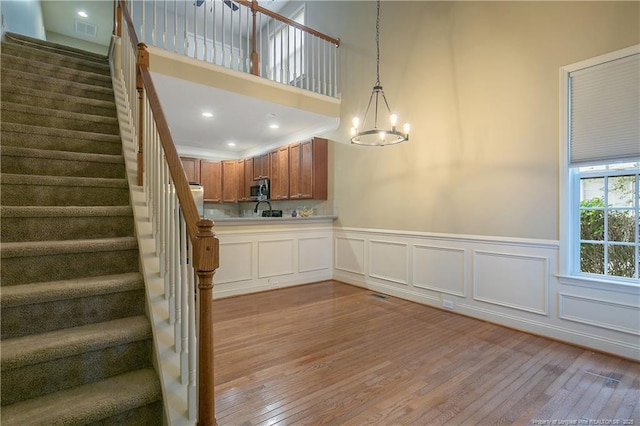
[222,160,237,203]
[289,143,302,199]
[243,157,253,200]
[299,140,314,199]
[236,159,245,202]
[253,153,269,180]
[181,157,201,185]
[269,147,289,200]
[201,160,221,202]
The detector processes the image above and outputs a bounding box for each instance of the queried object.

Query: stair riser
[1,184,129,207]
[1,155,126,179]
[93,401,164,426]
[2,289,145,340]
[2,90,116,118]
[0,339,152,406]
[0,43,109,75]
[2,73,114,103]
[1,61,112,88]
[1,248,139,286]
[2,110,120,135]
[1,127,123,156]
[1,216,135,242]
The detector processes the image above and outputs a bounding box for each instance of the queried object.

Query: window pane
[581,243,604,274]
[580,208,604,240]
[608,210,636,242]
[608,245,635,278]
[608,175,636,207]
[580,177,604,202]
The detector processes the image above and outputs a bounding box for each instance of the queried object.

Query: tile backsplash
[204,200,335,219]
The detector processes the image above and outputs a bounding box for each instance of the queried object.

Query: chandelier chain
[375,0,380,86]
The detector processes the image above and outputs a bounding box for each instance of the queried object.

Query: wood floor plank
[212,281,640,426]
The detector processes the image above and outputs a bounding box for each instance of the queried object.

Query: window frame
[559,44,640,293]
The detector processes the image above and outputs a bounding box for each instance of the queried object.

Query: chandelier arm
[361,88,376,129]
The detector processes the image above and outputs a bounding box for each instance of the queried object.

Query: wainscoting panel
[414,244,467,297]
[473,250,549,316]
[258,239,294,278]
[335,236,365,275]
[216,241,253,284]
[369,240,409,285]
[559,293,640,336]
[299,236,332,273]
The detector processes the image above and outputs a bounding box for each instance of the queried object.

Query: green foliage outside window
[580,196,637,278]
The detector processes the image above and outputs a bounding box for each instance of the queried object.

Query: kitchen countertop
[206,215,338,226]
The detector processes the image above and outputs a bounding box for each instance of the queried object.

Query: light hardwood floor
[213,281,639,425]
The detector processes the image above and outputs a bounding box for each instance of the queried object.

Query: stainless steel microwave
[250,179,270,201]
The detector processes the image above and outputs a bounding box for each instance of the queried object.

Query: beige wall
[307,1,638,240]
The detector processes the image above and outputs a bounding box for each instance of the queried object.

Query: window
[269,7,305,84]
[560,46,640,286]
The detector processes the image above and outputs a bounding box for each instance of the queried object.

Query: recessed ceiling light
[201,112,213,118]
[227,142,236,147]
[78,11,88,18]
[269,124,280,129]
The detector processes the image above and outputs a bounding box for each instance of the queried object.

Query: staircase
[0,33,163,424]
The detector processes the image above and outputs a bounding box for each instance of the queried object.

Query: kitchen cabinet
[221,160,237,203]
[201,160,222,202]
[253,153,269,180]
[236,158,253,202]
[289,137,328,200]
[269,146,290,200]
[181,157,201,185]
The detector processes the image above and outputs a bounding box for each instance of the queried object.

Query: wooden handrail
[117,2,219,424]
[235,0,340,47]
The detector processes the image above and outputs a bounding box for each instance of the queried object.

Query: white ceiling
[39,0,338,159]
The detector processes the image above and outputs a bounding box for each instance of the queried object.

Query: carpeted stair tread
[1,237,138,259]
[2,67,114,102]
[1,173,128,188]
[4,32,110,62]
[1,272,143,308]
[1,145,125,178]
[1,316,151,370]
[2,84,117,117]
[1,122,122,155]
[2,102,120,135]
[1,205,133,219]
[0,368,161,425]
[1,52,113,87]
[1,206,135,242]
[2,33,110,72]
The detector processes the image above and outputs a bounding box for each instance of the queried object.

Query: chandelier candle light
[351,0,410,146]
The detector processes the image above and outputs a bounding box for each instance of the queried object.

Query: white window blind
[569,52,640,166]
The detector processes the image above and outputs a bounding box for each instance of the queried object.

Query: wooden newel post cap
[194,219,219,274]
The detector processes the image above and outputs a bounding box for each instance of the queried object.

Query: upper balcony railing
[123,0,341,98]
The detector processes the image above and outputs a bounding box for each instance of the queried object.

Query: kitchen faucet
[254,200,272,216]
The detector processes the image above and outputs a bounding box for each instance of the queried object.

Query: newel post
[193,219,219,426]
[136,43,149,186]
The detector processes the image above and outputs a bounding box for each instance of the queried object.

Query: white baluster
[152,0,157,46]
[173,187,182,353]
[183,0,188,56]
[188,245,197,421]
[180,214,189,384]
[174,0,178,52]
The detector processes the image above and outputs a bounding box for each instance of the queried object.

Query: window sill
[557,274,640,295]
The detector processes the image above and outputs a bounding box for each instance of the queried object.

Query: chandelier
[350,0,410,146]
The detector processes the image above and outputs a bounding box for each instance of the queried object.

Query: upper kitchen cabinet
[201,160,222,202]
[253,153,269,181]
[237,157,253,202]
[181,157,201,184]
[221,160,238,203]
[289,137,328,200]
[269,146,290,200]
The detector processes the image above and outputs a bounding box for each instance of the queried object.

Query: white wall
[1,0,46,40]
